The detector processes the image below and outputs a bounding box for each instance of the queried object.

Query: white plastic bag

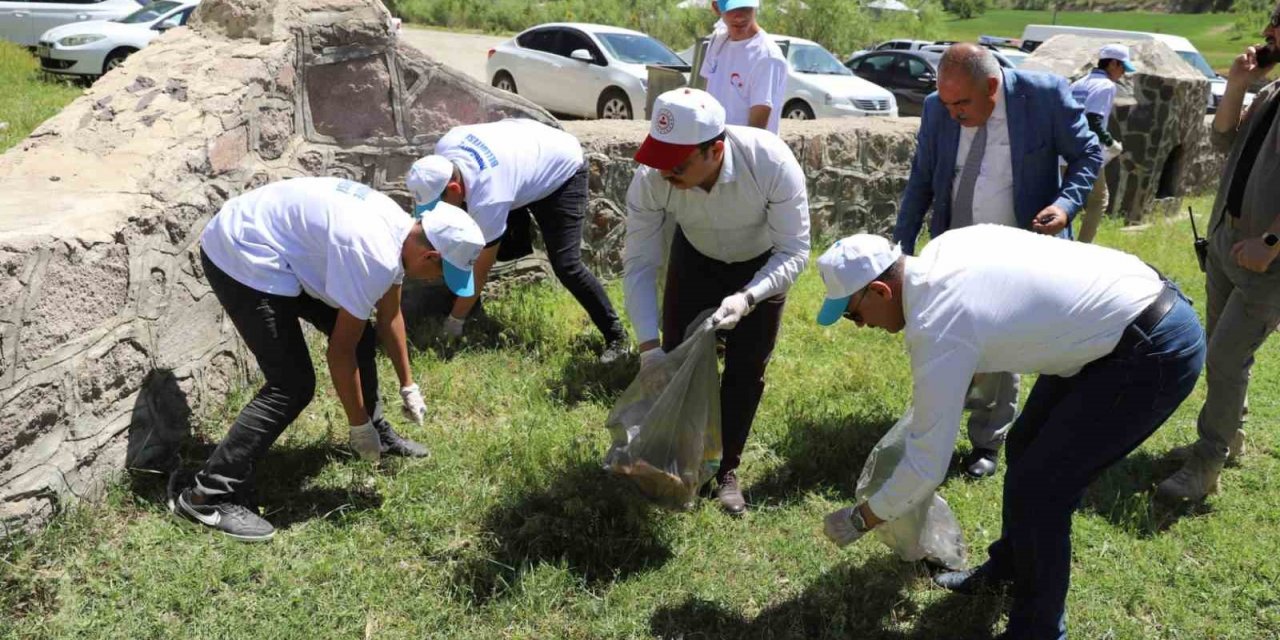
[603,313,722,510]
[855,408,968,570]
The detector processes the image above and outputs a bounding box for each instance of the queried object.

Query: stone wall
[1021,36,1213,222]
[0,0,554,535]
[567,118,920,277]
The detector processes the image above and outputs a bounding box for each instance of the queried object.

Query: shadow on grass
[649,555,1004,640]
[1079,449,1214,538]
[552,334,636,406]
[450,460,672,605]
[128,440,384,531]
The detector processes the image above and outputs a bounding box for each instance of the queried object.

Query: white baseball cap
[634,88,726,171]
[815,234,903,326]
[720,0,760,9]
[406,155,454,216]
[1099,44,1137,72]
[421,201,484,297]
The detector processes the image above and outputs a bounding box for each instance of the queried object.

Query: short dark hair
[1097,58,1120,71]
[697,131,727,154]
[871,257,904,287]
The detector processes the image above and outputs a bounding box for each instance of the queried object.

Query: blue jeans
[984,293,1205,639]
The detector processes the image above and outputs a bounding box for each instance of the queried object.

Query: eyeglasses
[842,287,871,325]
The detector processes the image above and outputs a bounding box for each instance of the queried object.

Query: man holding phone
[892,43,1103,480]
[1158,4,1280,502]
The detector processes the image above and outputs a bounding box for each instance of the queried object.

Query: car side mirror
[570,49,594,63]
[921,72,936,83]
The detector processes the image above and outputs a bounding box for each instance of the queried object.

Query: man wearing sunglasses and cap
[406,119,629,363]
[624,88,810,515]
[175,177,485,542]
[814,225,1204,640]
[1069,43,1134,243]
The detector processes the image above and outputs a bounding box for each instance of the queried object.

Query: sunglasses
[842,287,871,325]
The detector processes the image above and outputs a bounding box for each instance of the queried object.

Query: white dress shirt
[951,82,1017,228]
[867,225,1163,520]
[623,125,811,344]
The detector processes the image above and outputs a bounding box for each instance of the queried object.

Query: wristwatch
[849,505,871,533]
[1264,232,1279,248]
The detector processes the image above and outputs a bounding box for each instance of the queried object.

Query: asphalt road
[399,26,507,86]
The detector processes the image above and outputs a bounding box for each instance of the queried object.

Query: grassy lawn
[3,196,1279,639]
[937,9,1248,72]
[0,42,82,153]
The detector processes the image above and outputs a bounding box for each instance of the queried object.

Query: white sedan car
[486,22,691,120]
[0,0,142,46]
[37,0,197,78]
[680,35,898,120]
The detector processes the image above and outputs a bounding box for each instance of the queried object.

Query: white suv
[0,0,143,47]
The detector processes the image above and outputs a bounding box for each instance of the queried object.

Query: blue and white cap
[1099,44,1137,72]
[406,155,454,216]
[421,201,484,297]
[815,234,902,326]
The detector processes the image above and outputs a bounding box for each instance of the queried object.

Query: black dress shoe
[933,562,1009,596]
[962,448,999,479]
[716,470,747,516]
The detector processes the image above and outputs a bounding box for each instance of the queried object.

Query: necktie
[952,124,988,230]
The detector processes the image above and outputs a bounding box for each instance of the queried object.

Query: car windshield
[596,33,687,67]
[789,43,852,75]
[116,1,182,24]
[1177,51,1218,79]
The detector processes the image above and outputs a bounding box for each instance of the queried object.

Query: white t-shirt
[200,177,414,320]
[435,119,584,243]
[867,225,1163,519]
[1070,69,1117,128]
[700,29,789,134]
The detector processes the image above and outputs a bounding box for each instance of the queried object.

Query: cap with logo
[1099,43,1136,73]
[719,0,760,10]
[406,155,454,217]
[634,88,727,172]
[815,234,903,326]
[420,201,484,297]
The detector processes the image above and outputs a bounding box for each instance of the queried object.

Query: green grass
[4,195,1280,638]
[0,42,82,153]
[938,9,1248,72]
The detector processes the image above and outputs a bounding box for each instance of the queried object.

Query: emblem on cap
[655,108,675,135]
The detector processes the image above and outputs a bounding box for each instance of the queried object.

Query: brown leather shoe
[717,470,747,516]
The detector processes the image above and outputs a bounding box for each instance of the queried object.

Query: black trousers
[501,167,626,343]
[193,249,382,501]
[660,228,786,479]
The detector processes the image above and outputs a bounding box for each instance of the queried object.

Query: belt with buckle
[1113,281,1180,353]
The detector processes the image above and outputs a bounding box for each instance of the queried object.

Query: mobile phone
[1256,43,1280,69]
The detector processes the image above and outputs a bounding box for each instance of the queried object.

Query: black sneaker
[374,418,430,458]
[174,488,275,542]
[962,448,999,479]
[933,562,1010,596]
[599,337,630,364]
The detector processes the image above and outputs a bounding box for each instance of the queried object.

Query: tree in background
[942,0,989,19]
[1233,0,1274,41]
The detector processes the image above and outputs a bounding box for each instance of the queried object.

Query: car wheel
[597,88,632,120]
[492,71,517,94]
[102,49,134,76]
[783,100,814,120]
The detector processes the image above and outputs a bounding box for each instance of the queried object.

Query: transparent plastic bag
[603,312,722,510]
[854,408,968,570]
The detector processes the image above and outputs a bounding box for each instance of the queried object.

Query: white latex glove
[399,383,426,425]
[639,347,667,371]
[1103,140,1124,164]
[349,420,381,462]
[823,506,868,548]
[711,293,751,330]
[443,315,466,339]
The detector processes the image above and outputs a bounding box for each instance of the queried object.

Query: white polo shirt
[951,81,1016,228]
[623,125,811,344]
[434,119,584,243]
[200,177,413,320]
[700,29,789,134]
[1070,69,1118,128]
[868,225,1163,520]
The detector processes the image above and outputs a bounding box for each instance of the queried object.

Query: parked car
[0,0,142,47]
[36,0,197,78]
[679,35,898,120]
[486,22,690,120]
[873,39,933,52]
[846,50,940,117]
[919,43,1021,69]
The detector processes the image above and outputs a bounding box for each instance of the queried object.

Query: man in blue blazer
[892,44,1103,481]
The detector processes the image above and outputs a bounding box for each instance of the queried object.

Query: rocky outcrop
[1021,36,1218,223]
[0,0,552,535]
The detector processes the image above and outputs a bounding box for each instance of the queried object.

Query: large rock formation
[0,0,553,534]
[1021,36,1222,223]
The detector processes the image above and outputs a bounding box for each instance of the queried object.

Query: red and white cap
[634,88,727,171]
